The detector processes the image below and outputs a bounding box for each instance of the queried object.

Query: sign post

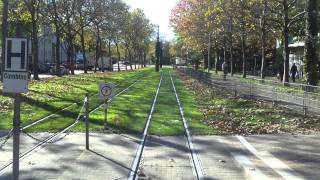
[3,38,28,180]
[104,98,108,129]
[85,93,89,150]
[12,94,21,180]
[99,83,114,130]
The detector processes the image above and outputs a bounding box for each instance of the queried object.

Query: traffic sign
[99,83,114,100]
[3,38,28,93]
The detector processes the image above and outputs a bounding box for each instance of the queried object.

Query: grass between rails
[0,69,151,131]
[148,69,185,136]
[177,71,320,135]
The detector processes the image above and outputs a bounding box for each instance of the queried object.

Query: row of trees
[1,0,154,80]
[170,0,319,86]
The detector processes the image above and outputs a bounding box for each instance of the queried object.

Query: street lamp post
[240,0,246,78]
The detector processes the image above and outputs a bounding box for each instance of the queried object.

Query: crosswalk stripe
[236,136,305,180]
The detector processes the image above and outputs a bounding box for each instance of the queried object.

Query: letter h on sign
[5,38,27,72]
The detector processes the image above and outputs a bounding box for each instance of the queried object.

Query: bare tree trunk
[223,36,227,63]
[129,55,133,70]
[143,51,147,68]
[55,35,61,76]
[134,53,137,69]
[53,0,61,76]
[260,0,267,79]
[230,46,234,75]
[108,39,112,71]
[94,38,99,73]
[1,0,8,82]
[70,41,75,75]
[215,50,219,74]
[126,46,133,70]
[115,39,121,71]
[78,4,87,74]
[99,31,104,72]
[229,20,234,76]
[240,1,246,78]
[304,0,319,86]
[241,33,246,78]
[207,34,211,72]
[80,28,87,73]
[282,0,289,84]
[30,2,39,80]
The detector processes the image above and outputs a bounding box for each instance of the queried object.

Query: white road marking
[236,136,305,180]
[128,73,163,180]
[170,71,204,180]
[231,152,269,180]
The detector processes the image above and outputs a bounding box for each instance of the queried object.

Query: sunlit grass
[0,69,150,131]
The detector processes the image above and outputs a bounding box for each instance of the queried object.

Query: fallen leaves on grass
[177,71,320,135]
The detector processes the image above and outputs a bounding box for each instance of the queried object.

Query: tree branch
[288,11,306,28]
[288,0,298,9]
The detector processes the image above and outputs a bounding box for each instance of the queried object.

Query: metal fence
[178,67,320,117]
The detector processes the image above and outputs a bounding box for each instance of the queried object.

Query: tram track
[128,70,203,180]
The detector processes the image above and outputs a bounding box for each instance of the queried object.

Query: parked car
[49,65,69,75]
[39,63,51,73]
[123,61,130,65]
[76,60,84,69]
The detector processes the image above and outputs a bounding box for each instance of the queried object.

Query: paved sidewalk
[0,133,140,180]
[1,133,319,180]
[138,136,194,180]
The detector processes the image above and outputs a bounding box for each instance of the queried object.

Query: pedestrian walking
[290,63,298,83]
[222,61,228,80]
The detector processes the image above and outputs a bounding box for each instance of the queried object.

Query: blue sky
[123,0,178,41]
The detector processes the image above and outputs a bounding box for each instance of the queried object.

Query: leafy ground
[177,71,320,135]
[203,68,320,95]
[171,71,216,135]
[0,69,151,131]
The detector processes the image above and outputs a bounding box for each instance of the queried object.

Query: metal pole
[13,94,21,180]
[85,93,89,150]
[104,98,108,130]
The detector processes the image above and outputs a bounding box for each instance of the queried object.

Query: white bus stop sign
[3,38,28,93]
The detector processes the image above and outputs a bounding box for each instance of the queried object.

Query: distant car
[124,61,130,65]
[38,63,51,73]
[49,65,69,75]
[76,60,84,69]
